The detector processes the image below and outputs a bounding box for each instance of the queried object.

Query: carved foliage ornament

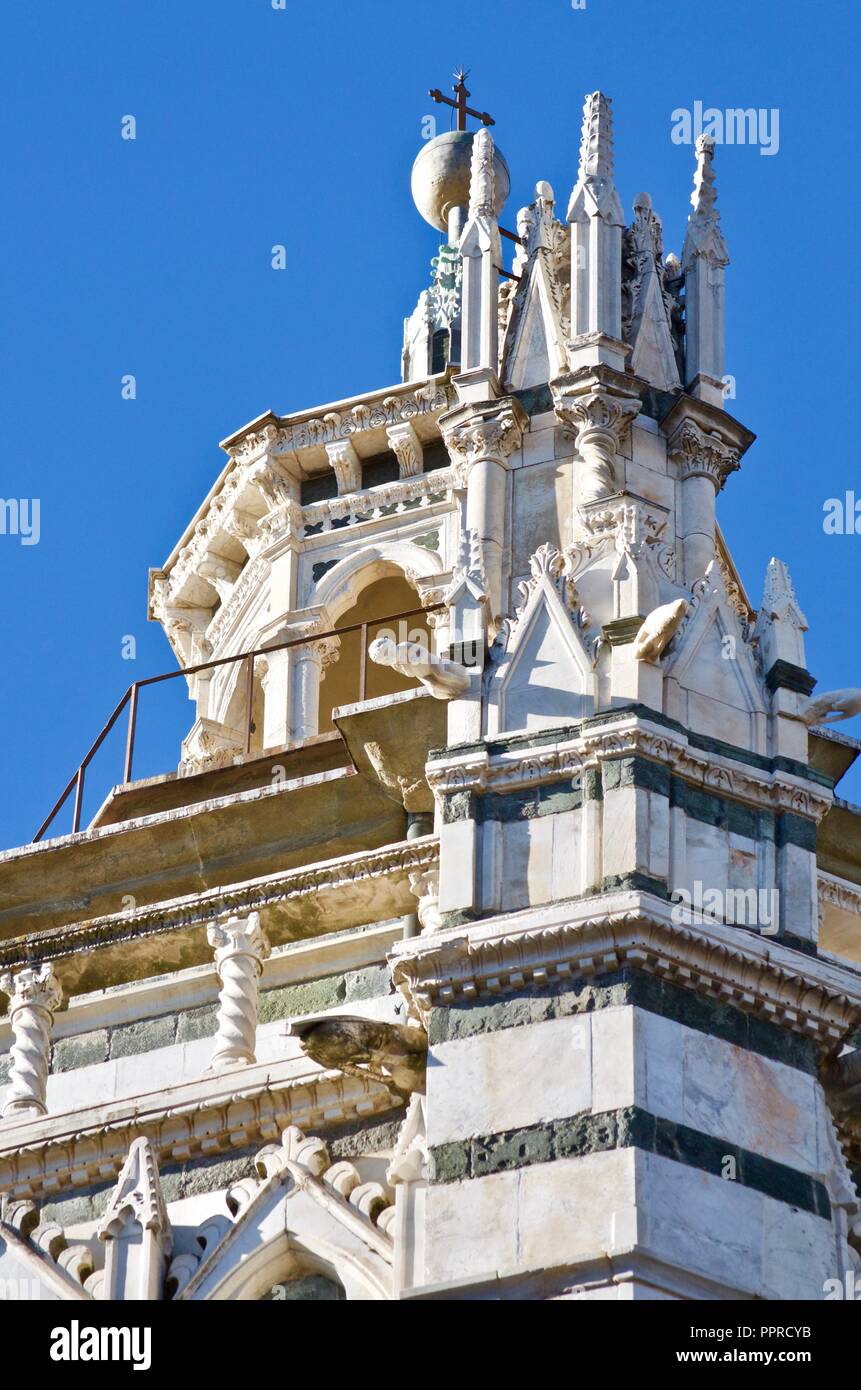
[668,420,740,491]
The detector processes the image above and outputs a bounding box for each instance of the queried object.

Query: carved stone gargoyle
[289,1015,428,1095]
[368,636,471,700]
[800,688,861,726]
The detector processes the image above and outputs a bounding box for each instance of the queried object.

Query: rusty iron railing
[34,603,441,843]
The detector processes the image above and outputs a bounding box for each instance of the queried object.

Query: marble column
[441,402,525,626]
[667,419,739,585]
[0,965,63,1119]
[291,637,340,742]
[207,913,271,1070]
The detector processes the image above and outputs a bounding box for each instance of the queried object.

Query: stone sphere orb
[411,130,510,232]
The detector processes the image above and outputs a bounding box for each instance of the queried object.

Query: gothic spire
[566,91,625,366]
[681,135,729,397]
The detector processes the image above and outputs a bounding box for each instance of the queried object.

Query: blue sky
[1,0,859,848]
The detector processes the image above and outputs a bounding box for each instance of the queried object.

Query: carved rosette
[667,419,740,492]
[207,913,271,1070]
[0,965,64,1119]
[553,373,641,503]
[441,405,524,488]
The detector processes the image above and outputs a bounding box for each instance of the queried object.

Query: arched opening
[318,572,431,733]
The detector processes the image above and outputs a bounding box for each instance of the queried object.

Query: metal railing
[34,603,441,843]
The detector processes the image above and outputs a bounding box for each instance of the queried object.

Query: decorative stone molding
[425,712,833,822]
[200,556,270,655]
[551,366,642,503]
[716,530,754,625]
[207,912,271,1070]
[326,440,362,495]
[0,965,63,1120]
[440,402,525,486]
[666,418,740,492]
[819,873,861,918]
[390,896,861,1046]
[0,1051,400,1202]
[386,422,423,478]
[174,1123,395,1301]
[302,468,453,537]
[0,839,440,981]
[226,382,452,460]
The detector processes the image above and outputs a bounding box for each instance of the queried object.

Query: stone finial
[761,557,808,627]
[683,135,729,267]
[624,192,681,392]
[468,126,495,218]
[578,91,615,181]
[691,135,718,218]
[207,912,271,1070]
[566,93,625,357]
[0,965,63,1120]
[97,1137,172,1300]
[754,557,809,676]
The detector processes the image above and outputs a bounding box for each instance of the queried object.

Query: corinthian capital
[440,400,526,483]
[667,419,740,492]
[552,367,641,503]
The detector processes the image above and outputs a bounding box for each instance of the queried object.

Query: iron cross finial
[428,69,495,131]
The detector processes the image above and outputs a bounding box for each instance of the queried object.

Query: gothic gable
[486,544,597,735]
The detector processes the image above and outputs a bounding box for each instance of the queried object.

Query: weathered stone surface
[52,1030,110,1072]
[257,973,346,1024]
[109,1015,177,1059]
[344,964,391,1002]
[176,1004,219,1042]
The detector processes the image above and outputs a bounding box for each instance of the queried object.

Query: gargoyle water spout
[368,636,472,699]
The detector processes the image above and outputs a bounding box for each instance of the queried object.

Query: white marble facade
[2,89,861,1304]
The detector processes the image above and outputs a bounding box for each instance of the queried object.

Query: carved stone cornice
[0,1056,401,1202]
[819,872,861,918]
[0,839,440,984]
[551,365,642,502]
[425,714,833,822]
[224,381,453,461]
[153,381,456,655]
[439,398,527,485]
[390,896,861,1047]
